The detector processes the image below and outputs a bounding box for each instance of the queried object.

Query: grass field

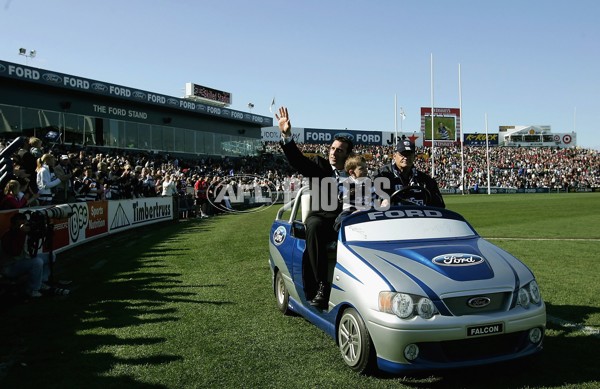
[1,193,599,388]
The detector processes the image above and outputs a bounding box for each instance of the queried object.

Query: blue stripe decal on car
[376,254,451,316]
[492,245,522,307]
[331,283,344,292]
[335,263,364,285]
[343,244,394,290]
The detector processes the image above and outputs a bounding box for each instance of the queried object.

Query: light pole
[18,48,36,65]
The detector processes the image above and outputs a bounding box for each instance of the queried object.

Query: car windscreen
[342,208,477,242]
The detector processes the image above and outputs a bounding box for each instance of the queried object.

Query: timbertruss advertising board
[0,197,175,255]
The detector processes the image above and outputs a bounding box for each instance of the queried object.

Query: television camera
[22,204,74,258]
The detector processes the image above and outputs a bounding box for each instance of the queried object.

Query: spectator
[29,137,44,159]
[17,137,41,196]
[107,161,123,199]
[10,157,34,200]
[119,164,136,199]
[53,154,73,203]
[194,175,210,218]
[36,153,66,205]
[161,173,177,196]
[131,166,145,198]
[81,167,101,202]
[0,179,37,209]
[72,167,87,202]
[141,167,156,197]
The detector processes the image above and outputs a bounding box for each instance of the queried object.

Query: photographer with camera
[0,213,51,298]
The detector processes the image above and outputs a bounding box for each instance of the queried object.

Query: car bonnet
[343,238,528,296]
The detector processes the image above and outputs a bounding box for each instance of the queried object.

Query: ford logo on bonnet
[432,254,484,266]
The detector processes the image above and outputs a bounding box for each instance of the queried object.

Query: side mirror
[291,221,306,240]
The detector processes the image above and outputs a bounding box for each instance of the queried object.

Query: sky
[2,0,599,150]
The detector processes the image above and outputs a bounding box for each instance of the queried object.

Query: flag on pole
[269,97,276,113]
[400,108,406,120]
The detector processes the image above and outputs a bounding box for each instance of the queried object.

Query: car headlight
[517,280,542,308]
[379,292,438,320]
[392,293,414,318]
[518,288,530,308]
[528,280,541,304]
[417,297,436,319]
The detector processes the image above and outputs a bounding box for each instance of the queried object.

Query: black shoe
[309,282,328,309]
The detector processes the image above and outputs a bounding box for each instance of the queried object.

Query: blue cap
[395,140,416,153]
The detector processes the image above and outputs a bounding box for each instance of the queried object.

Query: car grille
[442,292,511,316]
[418,331,530,363]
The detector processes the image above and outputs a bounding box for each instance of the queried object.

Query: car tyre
[275,271,291,315]
[338,308,375,373]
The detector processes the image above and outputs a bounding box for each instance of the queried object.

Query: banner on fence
[0,197,174,255]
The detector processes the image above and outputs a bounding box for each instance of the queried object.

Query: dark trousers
[304,210,338,285]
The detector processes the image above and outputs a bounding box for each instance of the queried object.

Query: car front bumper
[366,303,546,373]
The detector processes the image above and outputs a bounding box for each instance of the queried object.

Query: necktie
[334,169,348,186]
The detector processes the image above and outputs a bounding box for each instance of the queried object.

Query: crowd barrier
[440,187,599,195]
[0,197,175,255]
[2,187,596,254]
[273,187,599,202]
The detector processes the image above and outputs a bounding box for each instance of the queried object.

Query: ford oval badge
[432,253,485,266]
[468,296,491,308]
[273,226,286,246]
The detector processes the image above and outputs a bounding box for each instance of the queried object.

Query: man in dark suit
[275,106,353,309]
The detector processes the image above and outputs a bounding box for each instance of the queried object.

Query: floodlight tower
[18,48,36,65]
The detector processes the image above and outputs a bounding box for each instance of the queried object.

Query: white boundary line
[486,237,600,242]
[546,315,600,338]
[485,236,600,337]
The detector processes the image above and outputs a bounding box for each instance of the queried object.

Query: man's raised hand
[275,106,292,138]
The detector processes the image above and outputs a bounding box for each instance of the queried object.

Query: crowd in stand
[264,141,600,191]
[0,136,598,212]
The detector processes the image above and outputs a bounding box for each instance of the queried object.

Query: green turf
[1,193,599,388]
